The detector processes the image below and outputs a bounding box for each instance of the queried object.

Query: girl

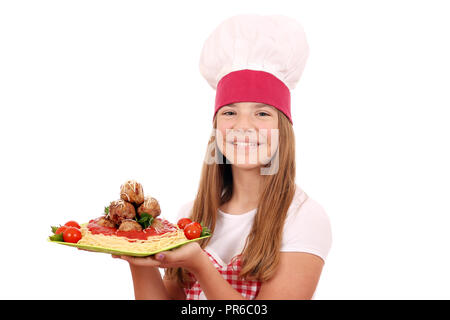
[114,14,332,300]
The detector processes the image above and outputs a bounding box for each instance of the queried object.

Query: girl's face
[215,102,279,170]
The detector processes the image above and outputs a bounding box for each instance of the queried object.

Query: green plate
[48,223,211,256]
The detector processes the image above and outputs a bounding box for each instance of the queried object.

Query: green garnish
[49,225,64,241]
[136,213,154,229]
[200,223,211,237]
[49,233,64,241]
[104,206,110,216]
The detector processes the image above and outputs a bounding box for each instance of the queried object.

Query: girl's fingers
[155,252,168,261]
[115,255,133,262]
[111,254,136,262]
[111,252,183,269]
[112,254,162,267]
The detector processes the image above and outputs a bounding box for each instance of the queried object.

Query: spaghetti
[78,217,188,253]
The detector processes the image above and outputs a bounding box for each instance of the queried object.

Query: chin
[230,162,261,170]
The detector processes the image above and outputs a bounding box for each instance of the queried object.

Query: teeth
[231,142,258,147]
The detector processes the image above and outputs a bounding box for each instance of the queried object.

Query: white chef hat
[199,14,309,124]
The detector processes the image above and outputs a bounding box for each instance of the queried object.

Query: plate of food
[48,180,211,257]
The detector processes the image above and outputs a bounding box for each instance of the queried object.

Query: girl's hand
[112,254,162,267]
[111,242,206,273]
[152,242,206,274]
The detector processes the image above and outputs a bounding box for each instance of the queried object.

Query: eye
[222,110,235,116]
[257,111,270,117]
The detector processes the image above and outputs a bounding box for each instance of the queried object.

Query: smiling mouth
[227,141,264,147]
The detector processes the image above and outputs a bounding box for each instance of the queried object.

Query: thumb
[155,251,170,262]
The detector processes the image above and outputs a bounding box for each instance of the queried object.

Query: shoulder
[176,199,195,220]
[281,185,332,262]
[286,186,331,228]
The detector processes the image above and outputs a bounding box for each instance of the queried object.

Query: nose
[233,113,255,132]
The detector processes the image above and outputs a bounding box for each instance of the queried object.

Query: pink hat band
[213,69,292,124]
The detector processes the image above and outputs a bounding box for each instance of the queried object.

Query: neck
[229,166,262,208]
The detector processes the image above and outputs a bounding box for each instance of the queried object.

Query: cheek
[257,124,278,146]
[214,126,228,155]
[216,120,233,141]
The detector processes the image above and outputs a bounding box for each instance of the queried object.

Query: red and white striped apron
[184,249,262,300]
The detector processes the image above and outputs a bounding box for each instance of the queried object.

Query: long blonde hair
[165,110,296,286]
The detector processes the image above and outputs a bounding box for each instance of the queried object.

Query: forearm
[129,265,170,300]
[191,252,246,300]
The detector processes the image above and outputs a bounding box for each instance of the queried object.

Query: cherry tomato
[64,221,81,229]
[63,227,82,243]
[184,222,202,240]
[177,218,192,229]
[55,225,68,235]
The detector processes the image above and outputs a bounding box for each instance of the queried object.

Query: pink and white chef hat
[199,14,309,124]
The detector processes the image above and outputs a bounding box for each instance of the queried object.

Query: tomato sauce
[87,217,177,241]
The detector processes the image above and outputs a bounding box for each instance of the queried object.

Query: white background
[1,0,449,299]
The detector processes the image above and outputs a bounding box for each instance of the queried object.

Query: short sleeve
[176,200,195,221]
[280,196,332,262]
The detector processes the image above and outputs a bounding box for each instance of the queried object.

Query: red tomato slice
[55,225,68,235]
[184,222,202,240]
[64,221,81,229]
[177,218,192,229]
[63,227,82,243]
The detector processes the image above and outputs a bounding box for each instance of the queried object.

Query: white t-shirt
[176,184,332,265]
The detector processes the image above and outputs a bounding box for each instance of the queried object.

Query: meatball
[120,180,144,205]
[109,199,136,225]
[97,216,116,228]
[118,219,143,232]
[137,196,161,218]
